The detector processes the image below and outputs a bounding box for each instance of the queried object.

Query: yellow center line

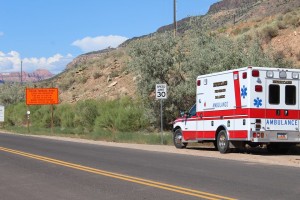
[0,146,236,200]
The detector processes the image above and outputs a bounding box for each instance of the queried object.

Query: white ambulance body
[173,66,300,153]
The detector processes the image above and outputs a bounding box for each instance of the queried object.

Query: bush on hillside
[283,14,300,27]
[59,75,75,91]
[93,72,102,79]
[276,20,287,29]
[260,25,279,43]
[0,83,25,105]
[128,27,292,129]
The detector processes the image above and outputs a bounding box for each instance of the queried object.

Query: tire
[217,130,230,153]
[173,129,187,149]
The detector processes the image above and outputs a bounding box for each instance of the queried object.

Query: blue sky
[0,0,220,74]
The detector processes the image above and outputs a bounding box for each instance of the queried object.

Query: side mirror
[185,112,190,118]
[180,110,185,117]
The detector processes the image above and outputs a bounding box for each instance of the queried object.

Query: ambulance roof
[197,66,300,79]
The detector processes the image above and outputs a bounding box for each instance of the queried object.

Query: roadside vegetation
[127,27,292,129]
[2,96,172,144]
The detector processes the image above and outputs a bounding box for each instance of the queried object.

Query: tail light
[255,85,263,92]
[252,132,265,138]
[253,132,257,138]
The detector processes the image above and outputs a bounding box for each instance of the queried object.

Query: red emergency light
[252,70,259,77]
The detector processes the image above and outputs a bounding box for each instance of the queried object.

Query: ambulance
[173,66,300,153]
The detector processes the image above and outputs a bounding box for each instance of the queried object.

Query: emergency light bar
[279,71,287,78]
[292,72,299,79]
[266,71,273,78]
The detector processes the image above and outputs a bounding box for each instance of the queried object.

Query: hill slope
[44,0,300,103]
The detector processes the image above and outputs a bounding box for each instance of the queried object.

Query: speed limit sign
[156,84,167,99]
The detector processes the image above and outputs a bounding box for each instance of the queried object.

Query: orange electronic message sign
[26,88,59,105]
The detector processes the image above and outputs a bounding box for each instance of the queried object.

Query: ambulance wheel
[217,130,230,153]
[173,129,187,149]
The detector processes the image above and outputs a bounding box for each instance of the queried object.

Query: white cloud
[0,51,73,74]
[0,32,3,37]
[72,35,128,53]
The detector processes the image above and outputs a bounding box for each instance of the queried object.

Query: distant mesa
[0,69,54,83]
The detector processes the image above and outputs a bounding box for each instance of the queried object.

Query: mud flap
[229,141,245,149]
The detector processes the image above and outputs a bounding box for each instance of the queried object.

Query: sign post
[26,88,59,133]
[156,84,167,144]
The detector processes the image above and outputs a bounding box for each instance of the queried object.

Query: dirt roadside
[2,131,299,168]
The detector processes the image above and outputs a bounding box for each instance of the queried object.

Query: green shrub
[59,76,75,91]
[217,26,227,33]
[74,100,99,133]
[77,76,89,84]
[55,104,75,128]
[94,97,148,132]
[93,72,102,79]
[276,21,287,29]
[231,27,242,35]
[241,27,250,33]
[4,102,27,126]
[260,25,279,42]
[0,83,25,105]
[3,97,148,135]
[110,70,120,78]
[283,14,300,27]
[277,15,283,21]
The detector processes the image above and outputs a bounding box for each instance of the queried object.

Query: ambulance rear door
[265,71,299,134]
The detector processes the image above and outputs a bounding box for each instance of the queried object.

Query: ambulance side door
[181,104,197,140]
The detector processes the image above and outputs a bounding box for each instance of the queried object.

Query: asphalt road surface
[0,132,299,200]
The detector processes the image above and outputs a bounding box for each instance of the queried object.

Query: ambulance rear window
[285,85,296,105]
[269,85,280,104]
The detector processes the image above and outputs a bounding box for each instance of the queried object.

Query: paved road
[0,132,299,200]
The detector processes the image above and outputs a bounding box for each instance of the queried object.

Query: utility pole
[173,0,177,37]
[20,60,23,84]
[233,14,236,25]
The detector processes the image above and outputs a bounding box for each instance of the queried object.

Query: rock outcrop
[0,69,54,83]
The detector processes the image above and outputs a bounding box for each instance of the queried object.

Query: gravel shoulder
[1,131,300,168]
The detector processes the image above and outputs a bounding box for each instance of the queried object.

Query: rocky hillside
[44,0,300,103]
[207,0,300,28]
[0,69,54,83]
[49,48,137,103]
[158,0,300,32]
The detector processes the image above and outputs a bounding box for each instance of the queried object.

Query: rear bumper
[251,131,300,143]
